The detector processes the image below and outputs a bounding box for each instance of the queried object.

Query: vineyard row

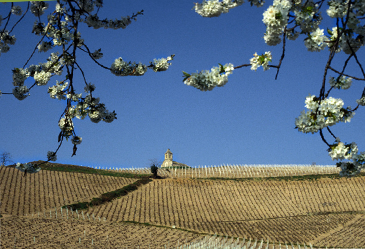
[98,164,346,178]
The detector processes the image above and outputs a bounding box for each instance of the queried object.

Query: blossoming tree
[0,0,364,177]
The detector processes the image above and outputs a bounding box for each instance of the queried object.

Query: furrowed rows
[0,167,136,216]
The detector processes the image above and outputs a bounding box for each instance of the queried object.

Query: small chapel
[161,149,190,168]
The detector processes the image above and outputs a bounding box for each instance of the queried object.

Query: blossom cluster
[83,14,133,30]
[337,162,362,177]
[0,30,16,56]
[183,63,234,91]
[48,81,68,100]
[110,58,148,76]
[47,151,57,162]
[152,55,175,72]
[194,0,244,17]
[12,52,63,100]
[356,96,365,106]
[304,28,329,52]
[68,92,116,124]
[30,1,49,17]
[250,52,272,71]
[293,3,322,34]
[262,0,292,46]
[110,55,174,76]
[58,116,74,138]
[11,5,22,16]
[295,95,354,134]
[91,49,103,60]
[328,140,365,177]
[12,85,29,101]
[327,27,363,54]
[2,0,176,171]
[328,141,358,161]
[326,0,349,18]
[329,76,352,90]
[16,162,40,174]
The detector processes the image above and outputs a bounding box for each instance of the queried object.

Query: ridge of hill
[1,163,365,248]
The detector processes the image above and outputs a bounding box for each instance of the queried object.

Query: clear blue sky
[1,1,364,168]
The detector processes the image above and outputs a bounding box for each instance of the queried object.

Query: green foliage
[63,177,152,210]
[28,160,149,178]
[63,201,89,210]
[182,71,191,82]
[90,198,103,206]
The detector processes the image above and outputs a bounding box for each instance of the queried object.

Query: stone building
[161,149,190,168]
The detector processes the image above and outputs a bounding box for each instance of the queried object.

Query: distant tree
[0,152,13,166]
[149,158,162,179]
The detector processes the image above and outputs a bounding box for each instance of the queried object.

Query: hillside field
[1,163,365,248]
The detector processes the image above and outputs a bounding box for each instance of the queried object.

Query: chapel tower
[162,148,173,168]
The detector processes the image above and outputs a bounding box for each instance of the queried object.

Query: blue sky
[1,1,364,169]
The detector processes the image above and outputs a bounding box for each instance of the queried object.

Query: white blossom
[327,0,348,18]
[295,95,354,134]
[11,6,22,16]
[356,96,365,106]
[110,57,148,76]
[329,76,352,90]
[48,81,68,100]
[84,83,96,93]
[152,55,174,72]
[338,162,362,177]
[194,0,244,17]
[91,49,103,59]
[30,1,49,17]
[12,68,28,86]
[103,111,117,123]
[250,51,272,71]
[37,41,53,52]
[293,2,322,34]
[329,142,358,160]
[304,28,329,52]
[58,116,74,137]
[34,71,52,86]
[262,0,291,46]
[183,63,234,91]
[47,151,57,161]
[83,14,132,30]
[32,21,45,35]
[16,162,40,174]
[13,85,29,100]
[328,26,364,54]
[55,3,66,13]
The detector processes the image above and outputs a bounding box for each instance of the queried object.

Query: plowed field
[1,165,365,248]
[0,166,136,215]
[87,177,365,247]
